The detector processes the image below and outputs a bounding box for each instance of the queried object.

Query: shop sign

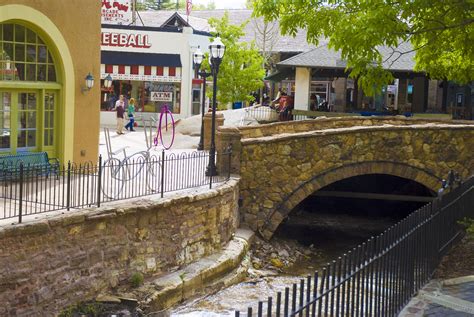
[101,32,151,48]
[151,92,173,102]
[101,0,132,25]
[387,85,397,94]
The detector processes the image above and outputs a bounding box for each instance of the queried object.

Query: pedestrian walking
[115,94,125,135]
[125,98,136,131]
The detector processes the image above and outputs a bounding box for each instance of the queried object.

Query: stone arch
[0,4,75,162]
[259,161,441,239]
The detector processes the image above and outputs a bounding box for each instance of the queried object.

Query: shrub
[130,272,144,288]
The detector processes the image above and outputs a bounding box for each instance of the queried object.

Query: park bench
[0,152,60,181]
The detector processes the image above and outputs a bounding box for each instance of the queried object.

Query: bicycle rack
[104,128,128,160]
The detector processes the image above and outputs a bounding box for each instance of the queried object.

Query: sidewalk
[400,236,474,316]
[399,277,474,316]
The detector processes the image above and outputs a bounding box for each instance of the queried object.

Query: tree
[253,0,474,95]
[136,0,185,11]
[252,19,279,103]
[193,1,216,10]
[205,12,265,107]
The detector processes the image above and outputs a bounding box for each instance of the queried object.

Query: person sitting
[278,92,294,121]
[271,89,283,109]
[310,94,318,112]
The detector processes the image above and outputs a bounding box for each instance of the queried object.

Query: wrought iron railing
[0,149,232,223]
[235,175,474,316]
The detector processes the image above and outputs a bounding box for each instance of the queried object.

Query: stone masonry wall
[224,116,471,140]
[233,125,474,238]
[0,179,239,316]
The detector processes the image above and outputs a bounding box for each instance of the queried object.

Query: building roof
[278,41,417,72]
[137,10,316,53]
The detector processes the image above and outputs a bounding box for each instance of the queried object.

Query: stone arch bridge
[217,117,474,240]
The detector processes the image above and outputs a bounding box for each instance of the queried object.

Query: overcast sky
[192,0,247,9]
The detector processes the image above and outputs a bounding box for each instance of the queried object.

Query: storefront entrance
[0,90,56,156]
[1,22,60,158]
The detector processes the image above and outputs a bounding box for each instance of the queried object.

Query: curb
[141,228,254,311]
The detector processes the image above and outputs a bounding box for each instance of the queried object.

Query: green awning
[265,68,294,82]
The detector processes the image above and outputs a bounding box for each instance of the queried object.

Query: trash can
[233,101,243,109]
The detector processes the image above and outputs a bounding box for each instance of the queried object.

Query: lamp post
[193,47,212,151]
[206,36,225,176]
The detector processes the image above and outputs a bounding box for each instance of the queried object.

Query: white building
[100,13,212,125]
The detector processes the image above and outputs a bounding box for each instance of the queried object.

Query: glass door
[0,92,11,151]
[0,90,39,154]
[17,92,37,150]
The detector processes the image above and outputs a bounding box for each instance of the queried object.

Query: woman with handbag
[125,98,136,131]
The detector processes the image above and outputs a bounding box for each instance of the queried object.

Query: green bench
[0,152,60,180]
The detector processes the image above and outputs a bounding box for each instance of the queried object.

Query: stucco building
[0,0,101,163]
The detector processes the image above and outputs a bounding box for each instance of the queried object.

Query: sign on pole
[101,0,132,25]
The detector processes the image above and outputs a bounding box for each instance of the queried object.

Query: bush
[130,272,144,288]
[460,218,474,237]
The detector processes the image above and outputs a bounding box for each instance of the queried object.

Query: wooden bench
[0,152,60,180]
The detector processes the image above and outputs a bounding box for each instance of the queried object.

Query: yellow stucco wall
[0,0,101,163]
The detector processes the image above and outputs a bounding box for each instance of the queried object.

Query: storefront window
[101,80,181,114]
[0,23,59,156]
[0,23,56,82]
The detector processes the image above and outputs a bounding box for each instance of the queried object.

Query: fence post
[18,163,23,224]
[228,147,232,180]
[66,161,71,211]
[209,151,213,190]
[97,155,102,207]
[160,150,165,198]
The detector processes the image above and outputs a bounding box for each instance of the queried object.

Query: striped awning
[100,51,182,82]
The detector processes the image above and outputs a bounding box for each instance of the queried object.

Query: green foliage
[59,302,104,317]
[137,0,185,11]
[253,0,474,95]
[459,218,474,237]
[205,12,265,106]
[179,272,186,283]
[193,1,216,10]
[130,272,144,288]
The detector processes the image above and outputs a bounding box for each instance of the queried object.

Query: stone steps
[138,228,254,313]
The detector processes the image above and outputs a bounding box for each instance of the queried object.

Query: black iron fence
[0,149,232,223]
[235,175,474,316]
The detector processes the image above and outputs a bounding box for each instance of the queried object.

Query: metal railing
[239,106,322,126]
[235,175,474,316]
[0,149,232,223]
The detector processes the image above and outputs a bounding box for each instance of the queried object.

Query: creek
[171,175,433,316]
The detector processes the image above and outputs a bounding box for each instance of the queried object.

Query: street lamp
[193,46,212,151]
[206,36,225,176]
[104,74,113,89]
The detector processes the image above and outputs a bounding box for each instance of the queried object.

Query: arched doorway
[0,22,60,158]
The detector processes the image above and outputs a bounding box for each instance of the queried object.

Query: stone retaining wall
[0,179,239,316]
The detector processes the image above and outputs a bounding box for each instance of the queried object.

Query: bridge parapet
[221,116,472,140]
[218,120,474,239]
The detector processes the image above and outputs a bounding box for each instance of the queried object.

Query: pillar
[294,67,311,110]
[398,78,408,112]
[412,76,429,113]
[427,79,441,112]
[333,78,347,112]
[203,112,225,150]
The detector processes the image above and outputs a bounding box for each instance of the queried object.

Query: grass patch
[412,113,452,119]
